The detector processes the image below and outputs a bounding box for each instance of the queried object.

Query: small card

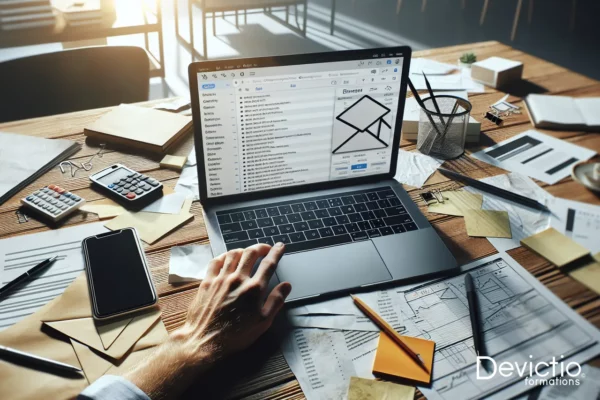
[521,228,590,267]
[464,209,511,238]
[427,190,483,216]
[347,376,415,400]
[160,155,187,170]
[570,253,600,295]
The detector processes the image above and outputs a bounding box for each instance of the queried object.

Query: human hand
[124,243,291,399]
[172,242,291,364]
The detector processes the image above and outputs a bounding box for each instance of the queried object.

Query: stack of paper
[84,105,192,154]
[52,0,103,27]
[525,94,600,131]
[0,131,80,206]
[0,0,55,31]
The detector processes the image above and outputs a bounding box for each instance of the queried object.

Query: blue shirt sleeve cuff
[78,375,150,400]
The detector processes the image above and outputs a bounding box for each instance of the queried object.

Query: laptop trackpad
[276,241,392,301]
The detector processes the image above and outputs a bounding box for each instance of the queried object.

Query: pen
[465,273,490,373]
[351,294,430,374]
[423,72,445,126]
[0,345,82,374]
[438,168,551,213]
[407,77,444,138]
[0,256,58,301]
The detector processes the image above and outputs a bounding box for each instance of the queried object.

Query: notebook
[0,131,80,206]
[525,94,600,131]
[372,332,435,385]
[84,104,192,154]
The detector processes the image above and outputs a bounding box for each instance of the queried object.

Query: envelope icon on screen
[332,95,391,154]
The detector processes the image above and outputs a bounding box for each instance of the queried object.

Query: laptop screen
[195,53,406,198]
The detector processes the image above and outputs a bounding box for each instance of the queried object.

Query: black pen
[438,168,551,213]
[0,256,58,300]
[0,345,82,374]
[465,273,491,373]
[423,72,445,126]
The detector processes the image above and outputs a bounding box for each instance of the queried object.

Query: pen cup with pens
[416,95,472,159]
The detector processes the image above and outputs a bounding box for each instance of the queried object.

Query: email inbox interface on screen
[196,55,404,198]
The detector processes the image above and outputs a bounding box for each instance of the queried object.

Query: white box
[471,57,523,88]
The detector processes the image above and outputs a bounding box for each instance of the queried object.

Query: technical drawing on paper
[398,256,596,400]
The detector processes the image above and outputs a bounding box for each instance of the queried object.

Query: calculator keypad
[106,171,160,200]
[21,185,85,221]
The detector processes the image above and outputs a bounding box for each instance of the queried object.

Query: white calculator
[21,185,85,222]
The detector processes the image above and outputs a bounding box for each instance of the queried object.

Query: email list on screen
[197,58,404,198]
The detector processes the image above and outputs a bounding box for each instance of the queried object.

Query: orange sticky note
[372,332,435,385]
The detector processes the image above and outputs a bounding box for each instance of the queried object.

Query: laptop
[189,46,457,303]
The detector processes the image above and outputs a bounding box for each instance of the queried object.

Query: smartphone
[82,228,157,320]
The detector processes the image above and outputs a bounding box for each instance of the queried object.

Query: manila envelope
[0,274,165,400]
[41,274,161,360]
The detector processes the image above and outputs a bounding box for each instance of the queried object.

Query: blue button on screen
[351,163,367,170]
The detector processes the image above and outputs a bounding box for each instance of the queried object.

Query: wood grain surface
[1,41,599,400]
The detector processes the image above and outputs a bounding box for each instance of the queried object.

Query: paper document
[404,253,600,400]
[394,150,442,188]
[140,191,187,215]
[282,329,380,399]
[410,58,457,75]
[175,147,200,200]
[464,173,552,251]
[549,197,600,253]
[409,71,484,93]
[471,130,596,185]
[0,223,108,330]
[168,244,213,283]
[537,364,600,399]
[0,131,80,205]
[288,314,379,332]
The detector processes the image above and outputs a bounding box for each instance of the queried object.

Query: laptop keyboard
[217,186,418,252]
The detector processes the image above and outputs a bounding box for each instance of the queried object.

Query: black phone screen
[85,229,155,317]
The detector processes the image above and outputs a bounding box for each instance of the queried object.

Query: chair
[0,46,150,123]
[175,0,308,60]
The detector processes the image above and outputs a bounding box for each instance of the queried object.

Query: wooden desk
[1,41,599,399]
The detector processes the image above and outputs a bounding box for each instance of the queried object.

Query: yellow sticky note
[464,209,511,238]
[347,376,415,400]
[428,190,483,216]
[104,197,193,244]
[570,253,600,295]
[521,228,589,267]
[160,155,187,170]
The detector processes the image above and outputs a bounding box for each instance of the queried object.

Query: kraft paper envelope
[71,320,168,384]
[41,275,162,360]
[0,294,87,400]
[347,376,415,400]
[0,274,166,400]
[464,209,512,238]
[105,196,194,244]
[427,190,483,217]
[520,227,590,267]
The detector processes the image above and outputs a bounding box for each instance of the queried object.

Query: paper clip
[59,161,82,178]
[421,188,445,204]
[81,144,106,171]
[15,210,28,224]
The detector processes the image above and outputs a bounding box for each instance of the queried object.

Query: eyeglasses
[59,144,106,178]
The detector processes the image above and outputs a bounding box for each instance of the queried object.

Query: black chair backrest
[0,46,150,123]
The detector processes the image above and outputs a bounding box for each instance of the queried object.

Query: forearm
[123,335,211,400]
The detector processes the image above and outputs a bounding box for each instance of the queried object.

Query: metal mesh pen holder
[416,96,472,159]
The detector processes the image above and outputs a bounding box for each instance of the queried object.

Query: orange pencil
[351,294,429,373]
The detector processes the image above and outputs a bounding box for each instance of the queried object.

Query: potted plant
[458,52,477,69]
